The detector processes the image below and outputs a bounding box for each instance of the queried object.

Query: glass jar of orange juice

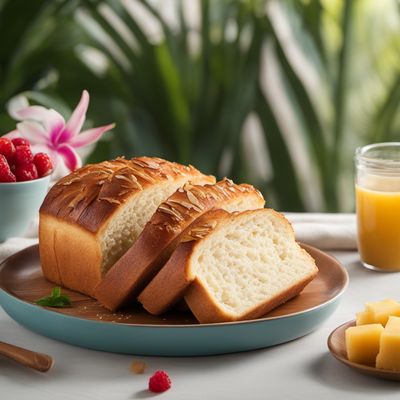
[356,143,400,271]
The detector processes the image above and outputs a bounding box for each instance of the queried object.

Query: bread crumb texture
[130,360,146,374]
[192,210,315,315]
[101,181,187,271]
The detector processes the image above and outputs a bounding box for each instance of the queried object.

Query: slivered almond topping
[67,190,87,209]
[215,185,229,196]
[118,189,131,196]
[167,199,195,210]
[194,188,207,199]
[183,182,194,191]
[138,159,161,169]
[99,197,121,205]
[182,220,218,241]
[186,190,204,210]
[60,176,82,186]
[158,204,184,221]
[132,159,159,170]
[115,174,133,183]
[208,191,220,200]
[127,174,142,189]
[130,167,156,183]
[165,224,181,234]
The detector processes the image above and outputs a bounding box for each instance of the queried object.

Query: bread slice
[39,157,214,296]
[139,208,318,322]
[95,178,265,310]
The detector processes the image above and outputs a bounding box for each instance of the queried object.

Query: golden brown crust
[140,208,318,321]
[39,214,62,285]
[39,214,103,296]
[185,271,317,323]
[138,242,196,315]
[137,209,230,315]
[39,157,215,296]
[40,157,210,233]
[96,181,264,311]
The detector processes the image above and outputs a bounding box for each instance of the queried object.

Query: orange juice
[356,183,400,270]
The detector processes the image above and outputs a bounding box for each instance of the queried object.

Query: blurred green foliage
[0,0,399,211]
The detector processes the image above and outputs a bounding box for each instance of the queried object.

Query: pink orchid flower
[6,90,114,172]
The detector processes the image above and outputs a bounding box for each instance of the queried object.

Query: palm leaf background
[0,0,399,212]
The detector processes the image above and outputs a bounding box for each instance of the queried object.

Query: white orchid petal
[16,105,51,121]
[16,106,65,136]
[45,109,66,139]
[63,90,89,140]
[7,95,29,120]
[69,123,115,148]
[17,121,48,145]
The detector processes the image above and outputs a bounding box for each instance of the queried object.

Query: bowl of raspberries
[0,136,53,241]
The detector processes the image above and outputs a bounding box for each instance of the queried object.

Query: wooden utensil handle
[0,341,53,372]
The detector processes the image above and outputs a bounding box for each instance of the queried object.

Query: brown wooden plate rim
[327,320,400,379]
[0,243,349,328]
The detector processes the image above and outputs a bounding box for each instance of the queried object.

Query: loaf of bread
[139,208,318,322]
[39,157,214,296]
[95,178,265,310]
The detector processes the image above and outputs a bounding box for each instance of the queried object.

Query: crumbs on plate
[130,360,146,374]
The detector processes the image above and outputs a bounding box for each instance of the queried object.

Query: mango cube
[385,315,400,332]
[356,311,374,325]
[376,316,400,370]
[345,324,384,365]
[364,299,400,326]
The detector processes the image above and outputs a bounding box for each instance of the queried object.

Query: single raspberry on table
[12,137,30,147]
[14,145,33,166]
[33,153,53,177]
[0,137,16,163]
[148,370,171,393]
[14,163,38,182]
[0,154,16,182]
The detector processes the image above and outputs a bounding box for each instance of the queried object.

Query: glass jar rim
[356,142,400,172]
[356,142,400,158]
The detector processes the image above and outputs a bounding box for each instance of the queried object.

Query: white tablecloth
[4,213,398,400]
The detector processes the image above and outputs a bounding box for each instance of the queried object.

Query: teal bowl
[0,175,50,242]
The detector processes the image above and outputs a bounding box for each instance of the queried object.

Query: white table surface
[2,250,400,400]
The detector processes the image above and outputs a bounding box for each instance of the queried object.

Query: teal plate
[0,244,348,356]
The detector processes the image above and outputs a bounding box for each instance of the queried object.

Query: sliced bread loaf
[95,178,265,310]
[39,157,214,296]
[138,208,318,322]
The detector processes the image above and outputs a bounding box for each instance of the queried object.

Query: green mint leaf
[57,295,71,305]
[35,287,71,308]
[35,297,52,306]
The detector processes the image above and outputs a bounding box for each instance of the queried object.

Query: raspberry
[12,137,30,147]
[15,145,33,166]
[148,370,171,393]
[14,163,38,182]
[0,154,16,182]
[0,137,16,163]
[33,153,53,177]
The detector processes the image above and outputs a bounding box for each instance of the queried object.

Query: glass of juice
[356,142,400,271]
